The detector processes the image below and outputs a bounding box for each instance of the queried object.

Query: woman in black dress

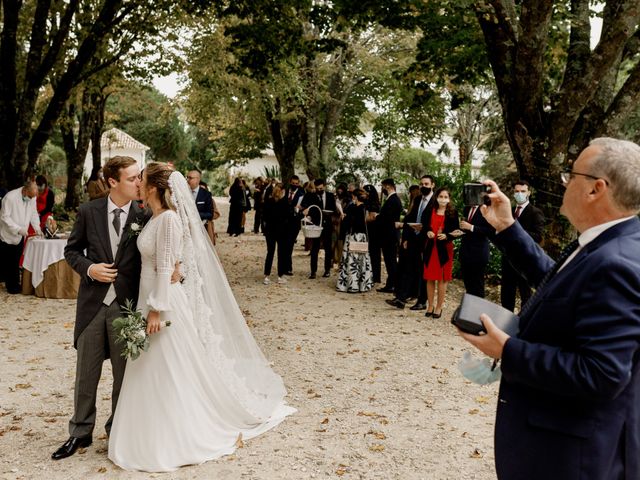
[337,188,373,293]
[227,177,245,236]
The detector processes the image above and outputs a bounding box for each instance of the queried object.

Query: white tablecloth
[22,238,68,288]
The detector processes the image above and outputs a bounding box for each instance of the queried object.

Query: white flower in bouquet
[113,299,171,360]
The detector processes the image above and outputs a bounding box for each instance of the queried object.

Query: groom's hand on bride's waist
[87,263,118,283]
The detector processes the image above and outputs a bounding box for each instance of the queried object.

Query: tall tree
[0,0,177,189]
[184,2,425,181]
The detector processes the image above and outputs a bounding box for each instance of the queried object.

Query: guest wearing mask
[337,188,373,293]
[375,178,402,293]
[387,175,436,309]
[86,167,109,201]
[422,187,463,317]
[0,180,42,293]
[262,183,290,285]
[283,175,304,275]
[500,180,545,311]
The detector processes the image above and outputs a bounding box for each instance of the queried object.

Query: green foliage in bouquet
[113,299,171,360]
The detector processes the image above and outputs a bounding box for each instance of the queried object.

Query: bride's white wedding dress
[108,174,294,472]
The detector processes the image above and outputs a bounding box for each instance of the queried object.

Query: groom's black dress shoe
[410,303,426,311]
[376,287,394,293]
[385,298,405,309]
[51,436,92,460]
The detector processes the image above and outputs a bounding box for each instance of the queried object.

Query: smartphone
[463,183,491,206]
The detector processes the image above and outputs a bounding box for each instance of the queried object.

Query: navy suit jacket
[493,217,640,479]
[194,187,213,221]
[375,193,402,245]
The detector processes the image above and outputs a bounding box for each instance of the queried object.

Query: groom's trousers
[69,301,126,438]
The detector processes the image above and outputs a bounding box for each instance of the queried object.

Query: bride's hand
[146,311,161,335]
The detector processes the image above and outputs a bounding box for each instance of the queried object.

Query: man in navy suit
[375,178,403,293]
[387,175,436,308]
[186,169,213,223]
[283,175,304,275]
[500,180,545,312]
[460,138,640,479]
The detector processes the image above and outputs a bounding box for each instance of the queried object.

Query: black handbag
[451,294,519,337]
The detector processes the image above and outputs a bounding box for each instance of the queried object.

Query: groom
[53,156,149,460]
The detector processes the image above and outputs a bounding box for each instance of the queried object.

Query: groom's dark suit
[64,197,148,438]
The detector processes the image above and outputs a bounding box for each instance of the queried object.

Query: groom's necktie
[112,208,124,237]
[519,239,579,317]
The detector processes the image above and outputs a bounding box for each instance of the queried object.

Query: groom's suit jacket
[493,217,640,479]
[65,197,149,347]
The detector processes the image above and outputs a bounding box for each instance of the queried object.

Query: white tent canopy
[84,128,150,179]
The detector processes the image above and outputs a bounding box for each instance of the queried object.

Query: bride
[108,162,295,472]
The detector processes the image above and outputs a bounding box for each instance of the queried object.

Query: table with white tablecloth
[21,237,79,299]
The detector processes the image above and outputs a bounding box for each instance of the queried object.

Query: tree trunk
[266,104,302,182]
[62,87,102,210]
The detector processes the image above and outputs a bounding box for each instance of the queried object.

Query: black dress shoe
[376,287,394,293]
[51,436,92,460]
[385,298,405,309]
[432,310,442,319]
[308,272,317,279]
[285,271,294,276]
[425,308,434,318]
[322,271,330,278]
[410,303,426,311]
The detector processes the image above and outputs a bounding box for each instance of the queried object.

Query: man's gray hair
[589,137,640,213]
[23,179,37,192]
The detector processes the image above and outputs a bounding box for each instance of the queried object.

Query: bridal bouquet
[113,299,171,360]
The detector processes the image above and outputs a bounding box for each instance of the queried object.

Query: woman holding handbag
[336,188,373,293]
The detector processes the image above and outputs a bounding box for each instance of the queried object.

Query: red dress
[423,212,453,281]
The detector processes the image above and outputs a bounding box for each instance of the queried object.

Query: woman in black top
[261,183,290,284]
[227,177,245,236]
[337,188,373,293]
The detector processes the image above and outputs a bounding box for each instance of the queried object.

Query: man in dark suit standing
[53,156,149,460]
[460,138,640,479]
[311,179,336,278]
[283,175,304,275]
[376,178,402,293]
[500,180,545,312]
[186,169,214,225]
[387,175,435,308]
[459,201,494,298]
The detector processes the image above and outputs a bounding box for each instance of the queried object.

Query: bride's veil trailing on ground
[168,171,292,421]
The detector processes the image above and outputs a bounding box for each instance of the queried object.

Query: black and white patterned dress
[336,203,373,293]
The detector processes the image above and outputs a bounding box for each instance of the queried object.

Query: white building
[84,128,150,178]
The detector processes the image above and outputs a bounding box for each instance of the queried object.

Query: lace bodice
[137,209,183,312]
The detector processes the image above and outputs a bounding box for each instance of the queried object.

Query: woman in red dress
[423,187,463,317]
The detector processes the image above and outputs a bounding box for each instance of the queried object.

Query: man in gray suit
[52,156,149,460]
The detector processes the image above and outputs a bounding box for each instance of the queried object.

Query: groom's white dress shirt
[86,196,131,305]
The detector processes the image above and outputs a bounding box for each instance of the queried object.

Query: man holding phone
[459,184,494,298]
[459,138,640,479]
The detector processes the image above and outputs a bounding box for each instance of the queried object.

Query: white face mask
[514,192,528,205]
[437,199,449,207]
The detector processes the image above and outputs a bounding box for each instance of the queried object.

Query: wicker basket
[301,205,323,238]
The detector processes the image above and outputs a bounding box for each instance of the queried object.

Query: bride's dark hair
[144,162,176,211]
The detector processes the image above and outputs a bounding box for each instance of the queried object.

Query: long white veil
[168,171,291,421]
